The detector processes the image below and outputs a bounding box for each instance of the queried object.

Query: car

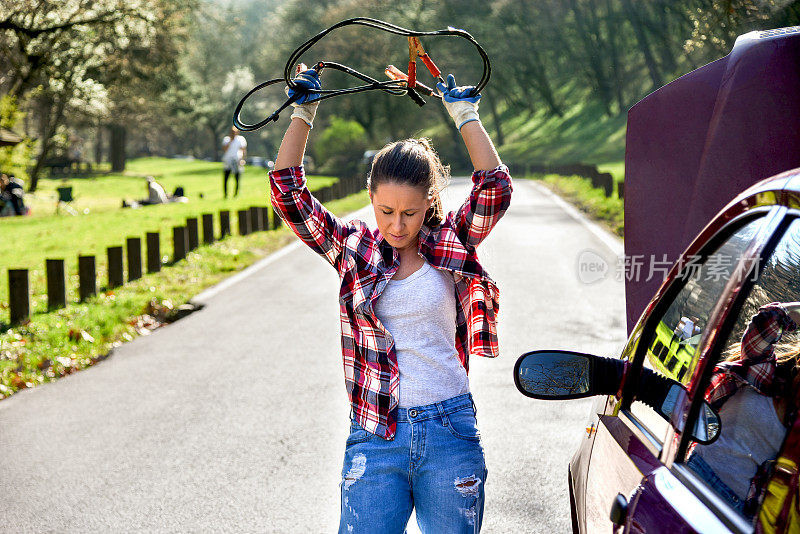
[516,166,800,533]
[513,27,800,534]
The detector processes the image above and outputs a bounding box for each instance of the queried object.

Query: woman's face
[370,181,432,252]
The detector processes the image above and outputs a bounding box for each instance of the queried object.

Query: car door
[628,208,800,533]
[581,211,776,533]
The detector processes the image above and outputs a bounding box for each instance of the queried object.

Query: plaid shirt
[705,303,798,410]
[270,164,512,439]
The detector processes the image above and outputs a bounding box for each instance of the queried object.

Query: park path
[0,177,626,533]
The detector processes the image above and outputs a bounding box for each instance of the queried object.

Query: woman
[269,64,512,533]
[688,302,800,516]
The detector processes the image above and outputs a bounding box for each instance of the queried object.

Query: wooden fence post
[238,209,250,236]
[78,255,96,302]
[127,237,142,281]
[249,206,261,232]
[186,217,199,250]
[597,173,614,197]
[173,226,187,262]
[220,210,231,237]
[272,206,282,230]
[9,269,30,325]
[202,213,214,244]
[46,259,66,311]
[260,207,269,232]
[107,246,124,288]
[147,232,161,273]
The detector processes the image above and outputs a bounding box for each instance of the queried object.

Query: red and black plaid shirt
[270,165,512,439]
[705,302,798,410]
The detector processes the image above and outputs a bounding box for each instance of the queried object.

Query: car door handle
[609,493,628,526]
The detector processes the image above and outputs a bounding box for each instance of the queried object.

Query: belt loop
[436,402,449,427]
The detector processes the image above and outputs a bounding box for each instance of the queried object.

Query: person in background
[0,173,27,215]
[222,126,247,198]
[122,176,186,208]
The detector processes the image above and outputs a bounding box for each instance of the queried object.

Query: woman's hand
[286,63,322,128]
[436,74,480,130]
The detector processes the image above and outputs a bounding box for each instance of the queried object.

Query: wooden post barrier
[247,207,259,232]
[173,226,187,262]
[220,210,231,237]
[9,269,30,325]
[146,232,161,273]
[272,206,282,230]
[186,217,199,250]
[127,237,142,281]
[259,207,268,232]
[202,213,214,244]
[597,173,614,198]
[238,209,250,236]
[107,246,124,288]
[78,255,96,302]
[46,259,66,311]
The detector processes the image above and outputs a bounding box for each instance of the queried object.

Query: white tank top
[695,387,787,499]
[373,260,469,407]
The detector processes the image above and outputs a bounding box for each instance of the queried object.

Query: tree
[0,0,197,189]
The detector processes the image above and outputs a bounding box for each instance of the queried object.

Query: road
[0,177,627,533]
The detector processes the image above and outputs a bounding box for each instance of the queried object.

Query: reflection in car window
[684,218,800,520]
[629,218,764,442]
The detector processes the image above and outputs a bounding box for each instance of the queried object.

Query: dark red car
[515,28,800,534]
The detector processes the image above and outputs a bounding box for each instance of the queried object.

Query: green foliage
[531,172,624,237]
[0,96,33,182]
[315,116,368,177]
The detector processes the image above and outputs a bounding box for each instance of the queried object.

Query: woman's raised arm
[270,66,354,269]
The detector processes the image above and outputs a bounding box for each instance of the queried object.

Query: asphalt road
[0,177,627,533]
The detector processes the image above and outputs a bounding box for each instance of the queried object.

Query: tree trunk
[605,0,626,113]
[110,124,126,172]
[620,0,663,89]
[567,0,613,115]
[28,92,68,192]
[95,123,104,164]
[487,91,505,147]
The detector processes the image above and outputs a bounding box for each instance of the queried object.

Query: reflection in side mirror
[514,350,721,444]
[515,350,593,400]
[653,385,720,445]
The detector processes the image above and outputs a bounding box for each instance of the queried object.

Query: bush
[314,116,368,178]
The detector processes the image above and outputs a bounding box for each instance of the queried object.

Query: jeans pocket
[446,407,481,442]
[346,420,374,446]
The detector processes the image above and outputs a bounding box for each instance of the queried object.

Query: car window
[627,217,765,443]
[682,217,800,519]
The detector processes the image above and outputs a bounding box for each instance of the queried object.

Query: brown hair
[367,138,450,227]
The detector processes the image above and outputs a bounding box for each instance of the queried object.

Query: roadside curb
[529,180,624,257]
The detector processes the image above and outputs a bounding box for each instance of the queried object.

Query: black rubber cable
[233,17,491,131]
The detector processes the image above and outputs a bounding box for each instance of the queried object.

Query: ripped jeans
[339,393,487,534]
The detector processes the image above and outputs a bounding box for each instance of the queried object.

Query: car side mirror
[514,350,720,444]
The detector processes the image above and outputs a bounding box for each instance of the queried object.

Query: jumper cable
[233,17,490,131]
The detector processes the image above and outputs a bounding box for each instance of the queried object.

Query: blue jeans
[686,452,745,514]
[339,393,487,533]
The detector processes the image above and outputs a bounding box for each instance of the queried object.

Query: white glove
[436,74,481,130]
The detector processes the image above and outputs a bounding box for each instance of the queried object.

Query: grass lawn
[1,157,341,314]
[0,155,368,399]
